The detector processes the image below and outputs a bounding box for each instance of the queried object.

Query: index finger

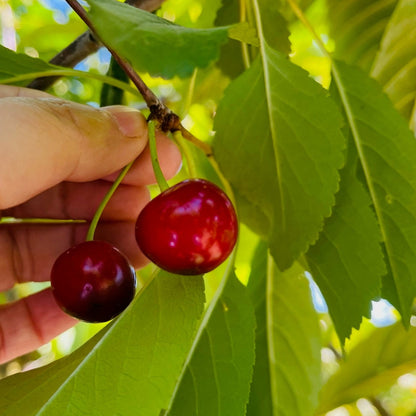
[0,84,52,99]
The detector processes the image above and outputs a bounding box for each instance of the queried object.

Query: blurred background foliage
[0,1,415,415]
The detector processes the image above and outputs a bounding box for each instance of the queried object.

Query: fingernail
[104,105,147,139]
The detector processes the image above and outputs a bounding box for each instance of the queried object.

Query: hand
[0,85,181,364]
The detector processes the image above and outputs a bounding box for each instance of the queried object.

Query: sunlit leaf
[214,48,345,270]
[247,242,321,416]
[371,0,416,120]
[0,45,138,96]
[331,59,416,323]
[0,44,57,84]
[214,0,245,78]
[246,241,272,415]
[164,270,256,416]
[327,0,398,72]
[318,322,416,413]
[255,0,291,54]
[306,150,385,342]
[0,272,205,416]
[86,0,230,79]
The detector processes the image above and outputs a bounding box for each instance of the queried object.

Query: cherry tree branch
[65,0,171,120]
[28,0,166,90]
[64,0,212,155]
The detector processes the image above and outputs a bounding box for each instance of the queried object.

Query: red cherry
[135,179,238,275]
[51,241,136,322]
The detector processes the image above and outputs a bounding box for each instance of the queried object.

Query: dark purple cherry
[135,178,238,275]
[51,241,136,322]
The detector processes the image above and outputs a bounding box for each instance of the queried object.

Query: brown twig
[65,0,173,124]
[27,0,167,90]
[64,0,213,156]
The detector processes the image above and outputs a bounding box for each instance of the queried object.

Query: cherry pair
[51,179,238,322]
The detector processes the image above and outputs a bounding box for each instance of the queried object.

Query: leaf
[247,242,321,416]
[86,0,230,79]
[317,322,416,413]
[371,0,416,120]
[232,187,269,239]
[164,270,256,416]
[255,0,291,55]
[228,22,259,47]
[327,0,399,72]
[213,48,345,270]
[331,59,416,323]
[100,57,130,106]
[246,241,273,415]
[0,45,140,96]
[279,0,315,22]
[214,0,276,80]
[305,150,385,342]
[159,0,223,29]
[0,44,57,83]
[0,325,109,415]
[214,0,246,78]
[0,272,205,416]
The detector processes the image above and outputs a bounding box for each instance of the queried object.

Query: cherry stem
[179,126,212,156]
[148,120,169,192]
[172,130,197,178]
[85,161,134,241]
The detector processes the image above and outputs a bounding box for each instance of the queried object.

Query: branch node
[148,105,181,132]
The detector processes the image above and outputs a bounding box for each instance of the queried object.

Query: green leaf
[255,0,291,55]
[215,0,258,78]
[232,187,269,239]
[247,242,321,416]
[159,0,223,29]
[213,48,345,270]
[0,44,57,83]
[0,272,205,416]
[214,0,246,78]
[327,0,398,72]
[331,59,416,323]
[317,322,416,413]
[228,22,259,47]
[371,0,416,120]
[246,241,272,415]
[0,44,140,96]
[86,0,230,79]
[279,0,315,22]
[0,325,109,415]
[164,270,256,416]
[306,152,385,342]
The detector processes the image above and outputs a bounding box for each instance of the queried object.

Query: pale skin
[0,85,182,364]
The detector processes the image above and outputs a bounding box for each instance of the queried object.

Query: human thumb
[0,97,148,209]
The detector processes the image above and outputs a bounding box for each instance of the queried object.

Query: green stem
[0,70,141,98]
[172,130,197,178]
[0,217,86,224]
[85,161,134,241]
[207,155,237,208]
[148,120,169,192]
[173,130,236,207]
[181,69,198,116]
[239,0,251,69]
[179,125,213,156]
